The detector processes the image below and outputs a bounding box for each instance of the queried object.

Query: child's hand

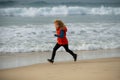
[54,34,58,37]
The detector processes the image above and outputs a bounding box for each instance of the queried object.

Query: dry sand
[0,57,120,80]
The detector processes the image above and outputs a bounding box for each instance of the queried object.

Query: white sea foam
[0,6,120,17]
[0,23,120,53]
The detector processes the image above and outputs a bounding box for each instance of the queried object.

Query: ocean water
[0,1,120,54]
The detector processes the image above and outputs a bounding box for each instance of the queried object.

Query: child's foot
[47,59,54,63]
[73,54,77,62]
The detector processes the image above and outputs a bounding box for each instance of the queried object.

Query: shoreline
[0,57,120,80]
[0,49,120,69]
[0,48,120,55]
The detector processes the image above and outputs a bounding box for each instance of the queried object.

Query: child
[48,20,77,63]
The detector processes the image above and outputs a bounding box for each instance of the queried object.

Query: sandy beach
[0,0,120,80]
[0,57,120,80]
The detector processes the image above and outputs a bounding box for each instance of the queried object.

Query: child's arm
[54,30,64,38]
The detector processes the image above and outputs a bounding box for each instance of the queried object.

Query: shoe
[47,59,54,63]
[73,54,77,62]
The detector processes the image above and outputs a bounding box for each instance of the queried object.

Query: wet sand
[0,49,120,69]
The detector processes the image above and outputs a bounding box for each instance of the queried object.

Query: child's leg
[51,43,61,61]
[63,44,77,61]
[63,44,75,56]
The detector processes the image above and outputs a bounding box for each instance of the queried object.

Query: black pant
[51,43,75,60]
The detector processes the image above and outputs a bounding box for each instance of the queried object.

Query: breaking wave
[0,6,120,17]
[0,23,120,53]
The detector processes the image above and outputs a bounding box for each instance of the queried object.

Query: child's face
[54,23,59,29]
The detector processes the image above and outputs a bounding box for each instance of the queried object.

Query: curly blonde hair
[54,20,65,29]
